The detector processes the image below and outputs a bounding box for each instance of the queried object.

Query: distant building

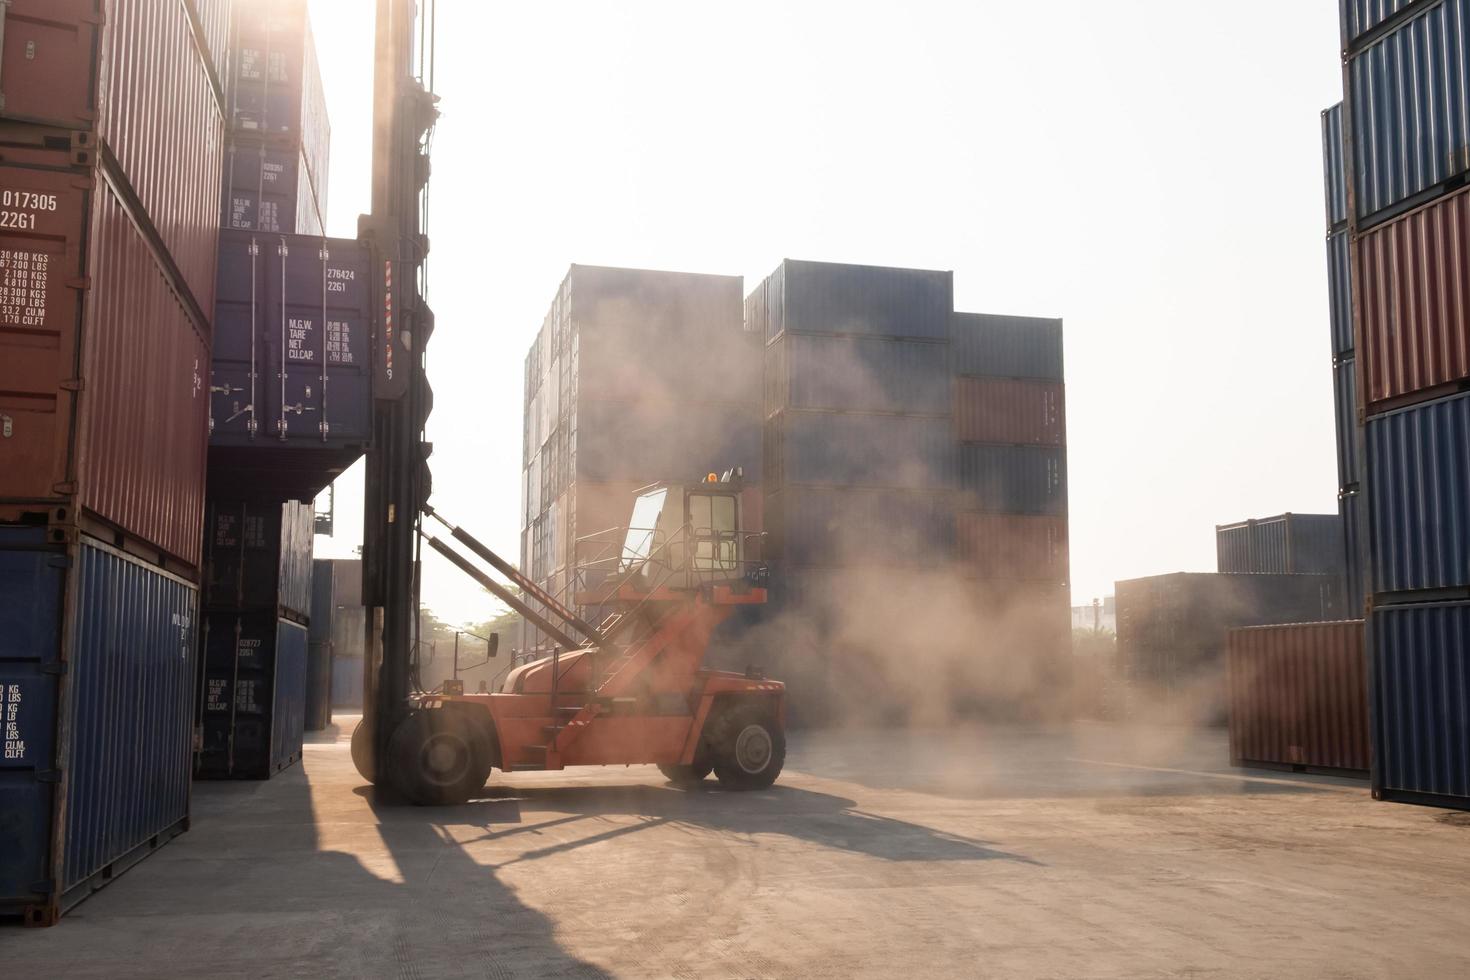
[1072,596,1115,633]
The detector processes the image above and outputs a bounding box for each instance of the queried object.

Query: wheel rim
[733,724,773,774]
[419,733,469,786]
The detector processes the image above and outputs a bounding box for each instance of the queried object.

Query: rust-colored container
[0,0,226,313]
[955,512,1069,584]
[1226,621,1369,776]
[954,377,1066,445]
[1357,184,1470,410]
[0,154,209,571]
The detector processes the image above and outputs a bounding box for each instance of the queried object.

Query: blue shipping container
[1343,0,1426,47]
[764,332,951,415]
[211,229,372,451]
[765,411,956,491]
[1335,357,1360,488]
[1,530,195,924]
[228,0,331,215]
[1327,231,1353,356]
[1214,513,1345,576]
[1371,601,1470,808]
[1348,0,1470,222]
[198,612,309,778]
[204,498,315,618]
[576,397,762,484]
[1322,103,1348,230]
[957,444,1067,515]
[1365,389,1470,595]
[305,559,334,730]
[221,135,325,236]
[951,313,1064,380]
[330,653,364,708]
[760,260,953,343]
[765,487,955,567]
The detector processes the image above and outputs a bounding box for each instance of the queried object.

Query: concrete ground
[7,718,1470,979]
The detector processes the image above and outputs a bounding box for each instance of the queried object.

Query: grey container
[203,498,316,621]
[951,313,1064,380]
[750,259,953,344]
[764,332,951,416]
[957,445,1067,516]
[1323,103,1349,231]
[1343,0,1427,47]
[1327,231,1353,356]
[305,559,334,731]
[764,411,956,492]
[1342,489,1367,615]
[1371,600,1470,809]
[764,486,955,567]
[221,134,326,236]
[197,612,309,779]
[1215,514,1345,576]
[1335,357,1360,490]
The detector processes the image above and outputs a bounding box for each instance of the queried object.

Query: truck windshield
[620,488,668,570]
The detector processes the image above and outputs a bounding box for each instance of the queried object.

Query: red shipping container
[956,512,1069,583]
[0,0,226,313]
[1226,621,1369,776]
[954,377,1066,445]
[1357,184,1470,410]
[0,156,209,571]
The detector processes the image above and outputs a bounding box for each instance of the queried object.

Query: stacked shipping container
[0,1,230,924]
[1214,513,1345,576]
[520,265,762,652]
[1336,0,1470,809]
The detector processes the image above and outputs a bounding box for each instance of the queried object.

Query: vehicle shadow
[423,778,1040,867]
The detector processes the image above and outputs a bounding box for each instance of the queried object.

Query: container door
[0,527,65,915]
[0,2,101,130]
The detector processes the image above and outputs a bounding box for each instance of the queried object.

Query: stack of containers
[0,2,230,924]
[750,261,957,721]
[949,312,1071,681]
[519,265,762,651]
[1321,103,1365,613]
[196,500,314,778]
[221,0,329,237]
[195,1,347,778]
[323,557,366,710]
[1339,0,1470,809]
[305,558,336,731]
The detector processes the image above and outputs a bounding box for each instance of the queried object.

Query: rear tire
[351,718,375,784]
[657,761,713,784]
[710,703,785,790]
[387,710,493,805]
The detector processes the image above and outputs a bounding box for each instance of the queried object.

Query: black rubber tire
[657,761,713,784]
[350,717,375,784]
[386,710,493,805]
[709,703,785,790]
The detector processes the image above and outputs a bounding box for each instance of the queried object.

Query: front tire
[387,710,493,805]
[351,717,376,784]
[710,703,785,790]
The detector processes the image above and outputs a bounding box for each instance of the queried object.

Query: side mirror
[488,632,500,658]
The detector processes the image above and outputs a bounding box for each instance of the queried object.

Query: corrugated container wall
[1356,184,1470,409]
[1,530,196,924]
[954,378,1066,446]
[0,156,210,571]
[221,135,326,236]
[1215,514,1345,576]
[1347,0,1470,224]
[1322,104,1349,231]
[204,499,315,621]
[951,313,1064,380]
[956,513,1069,584]
[764,487,955,568]
[1364,391,1470,597]
[1335,360,1360,489]
[764,412,955,491]
[1227,621,1369,775]
[1327,233,1354,356]
[305,559,333,730]
[759,260,953,343]
[957,445,1067,515]
[1341,490,1367,613]
[1371,602,1470,808]
[1342,0,1423,44]
[198,612,308,778]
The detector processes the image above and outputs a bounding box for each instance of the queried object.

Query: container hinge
[40,662,67,676]
[51,481,78,495]
[45,554,71,570]
[59,377,84,391]
[35,768,61,782]
[67,276,91,291]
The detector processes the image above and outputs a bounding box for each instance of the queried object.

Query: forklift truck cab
[620,474,748,591]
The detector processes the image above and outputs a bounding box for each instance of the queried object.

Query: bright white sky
[309,0,1346,626]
